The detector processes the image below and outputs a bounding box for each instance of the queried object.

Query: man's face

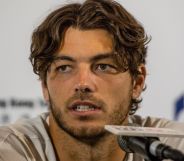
[42,27,145,139]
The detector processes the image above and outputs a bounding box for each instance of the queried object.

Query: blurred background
[0,0,184,125]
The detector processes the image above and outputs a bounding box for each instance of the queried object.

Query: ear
[132,64,146,99]
[41,81,50,103]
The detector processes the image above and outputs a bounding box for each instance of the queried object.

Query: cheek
[99,76,133,108]
[109,83,132,103]
[47,78,71,100]
[101,76,133,96]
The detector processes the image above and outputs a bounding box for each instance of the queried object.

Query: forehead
[58,27,114,60]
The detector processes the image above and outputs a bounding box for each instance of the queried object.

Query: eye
[56,65,72,73]
[97,64,109,71]
[95,64,118,73]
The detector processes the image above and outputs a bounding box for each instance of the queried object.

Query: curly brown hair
[30,0,150,114]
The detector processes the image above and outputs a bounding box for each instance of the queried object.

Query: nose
[74,66,96,94]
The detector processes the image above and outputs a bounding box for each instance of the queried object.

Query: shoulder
[130,114,184,130]
[11,112,50,140]
[0,126,13,141]
[0,125,27,161]
[0,113,52,161]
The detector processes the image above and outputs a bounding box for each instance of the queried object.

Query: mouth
[68,101,101,115]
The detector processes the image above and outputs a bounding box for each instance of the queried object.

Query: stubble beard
[49,93,131,142]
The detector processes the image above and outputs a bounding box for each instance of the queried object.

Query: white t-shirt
[0,113,184,161]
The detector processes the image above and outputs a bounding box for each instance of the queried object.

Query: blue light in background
[174,94,184,120]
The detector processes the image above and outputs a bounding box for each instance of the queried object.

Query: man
[0,0,184,161]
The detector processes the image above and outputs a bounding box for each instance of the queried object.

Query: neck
[49,115,126,161]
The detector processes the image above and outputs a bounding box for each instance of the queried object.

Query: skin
[42,27,146,161]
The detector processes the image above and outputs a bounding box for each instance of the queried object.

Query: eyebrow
[54,55,76,62]
[54,52,114,62]
[90,53,114,62]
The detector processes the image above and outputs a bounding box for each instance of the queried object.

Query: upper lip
[68,101,101,110]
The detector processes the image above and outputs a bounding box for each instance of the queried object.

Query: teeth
[75,105,95,112]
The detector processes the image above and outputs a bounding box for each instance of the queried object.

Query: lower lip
[69,109,102,116]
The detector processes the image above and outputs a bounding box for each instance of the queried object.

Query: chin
[55,117,106,140]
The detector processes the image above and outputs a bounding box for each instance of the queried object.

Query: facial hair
[49,91,131,141]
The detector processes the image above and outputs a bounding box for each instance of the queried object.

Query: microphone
[118,135,184,161]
